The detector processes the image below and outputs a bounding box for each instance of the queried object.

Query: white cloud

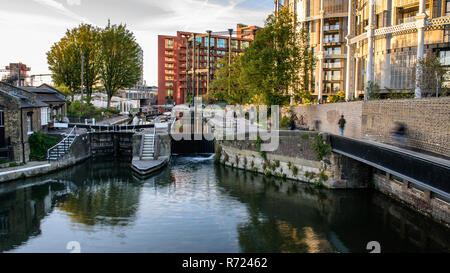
[67,0,82,6]
[0,0,271,86]
[33,0,90,23]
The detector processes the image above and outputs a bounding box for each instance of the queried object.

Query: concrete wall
[287,97,450,157]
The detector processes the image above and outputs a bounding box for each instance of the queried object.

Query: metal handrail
[47,125,77,161]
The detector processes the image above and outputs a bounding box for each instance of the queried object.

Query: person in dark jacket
[338,115,346,136]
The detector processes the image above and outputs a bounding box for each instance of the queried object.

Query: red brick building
[158,32,190,105]
[158,25,261,105]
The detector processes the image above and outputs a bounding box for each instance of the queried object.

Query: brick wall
[287,97,450,157]
[286,101,363,138]
[362,97,450,157]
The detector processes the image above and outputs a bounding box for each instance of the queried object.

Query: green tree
[47,36,81,101]
[210,55,253,104]
[240,7,315,106]
[98,23,142,108]
[414,53,447,97]
[47,24,100,103]
[366,81,381,100]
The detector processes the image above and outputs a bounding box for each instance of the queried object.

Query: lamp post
[228,28,233,95]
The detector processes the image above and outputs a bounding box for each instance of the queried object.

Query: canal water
[0,156,448,253]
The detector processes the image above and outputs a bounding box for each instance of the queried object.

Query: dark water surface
[0,156,448,253]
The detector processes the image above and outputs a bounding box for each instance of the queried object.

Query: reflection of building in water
[0,159,143,252]
[54,159,143,227]
[216,166,450,252]
[0,180,63,252]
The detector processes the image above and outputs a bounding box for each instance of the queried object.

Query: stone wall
[0,86,43,163]
[218,131,369,189]
[373,172,450,227]
[286,97,450,157]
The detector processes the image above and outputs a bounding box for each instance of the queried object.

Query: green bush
[68,100,120,119]
[311,134,332,160]
[280,116,290,129]
[29,132,58,161]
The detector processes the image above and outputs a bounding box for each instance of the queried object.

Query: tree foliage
[414,53,447,97]
[47,23,142,107]
[47,34,82,99]
[209,7,315,106]
[209,55,253,104]
[240,7,315,106]
[98,23,143,108]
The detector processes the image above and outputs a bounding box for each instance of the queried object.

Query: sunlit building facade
[282,0,450,100]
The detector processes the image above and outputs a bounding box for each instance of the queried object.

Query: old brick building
[0,82,66,163]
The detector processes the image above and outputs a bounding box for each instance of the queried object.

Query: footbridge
[329,135,450,200]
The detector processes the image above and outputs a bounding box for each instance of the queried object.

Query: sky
[0,0,273,86]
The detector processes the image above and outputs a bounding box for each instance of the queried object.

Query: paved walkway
[97,115,130,125]
[360,138,450,167]
[0,161,49,174]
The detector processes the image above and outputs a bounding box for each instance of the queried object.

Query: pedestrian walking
[392,122,407,147]
[338,115,346,136]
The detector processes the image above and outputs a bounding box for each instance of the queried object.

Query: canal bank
[0,127,172,183]
[216,130,450,228]
[0,157,448,253]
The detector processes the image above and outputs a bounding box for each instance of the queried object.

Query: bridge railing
[68,124,155,132]
[330,135,450,200]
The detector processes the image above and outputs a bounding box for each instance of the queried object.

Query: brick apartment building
[158,24,261,105]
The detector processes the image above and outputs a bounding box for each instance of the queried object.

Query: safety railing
[47,125,77,161]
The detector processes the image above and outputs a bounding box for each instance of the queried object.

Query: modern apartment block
[158,31,189,105]
[281,0,450,101]
[158,25,259,105]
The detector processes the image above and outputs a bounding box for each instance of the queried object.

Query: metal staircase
[140,132,156,161]
[47,126,78,161]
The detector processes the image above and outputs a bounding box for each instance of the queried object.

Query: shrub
[280,116,290,129]
[274,160,280,168]
[29,132,58,161]
[311,134,332,160]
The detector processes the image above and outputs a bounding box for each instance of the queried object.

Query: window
[41,107,48,126]
[241,41,250,50]
[165,50,173,55]
[231,40,238,50]
[165,76,174,80]
[325,70,341,81]
[165,70,174,74]
[165,63,174,68]
[165,82,174,87]
[165,39,174,49]
[165,57,174,62]
[324,34,339,43]
[325,46,341,55]
[440,50,450,66]
[217,38,226,48]
[447,0,450,16]
[325,59,341,68]
[27,112,33,134]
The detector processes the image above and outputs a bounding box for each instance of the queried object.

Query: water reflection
[0,159,145,252]
[216,166,450,253]
[0,157,448,253]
